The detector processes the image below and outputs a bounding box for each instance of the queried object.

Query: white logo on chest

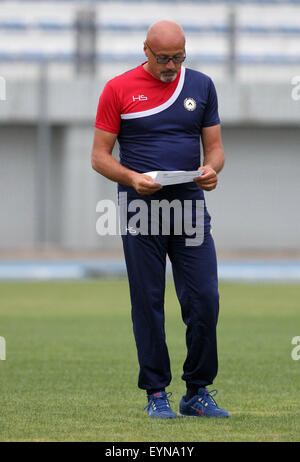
[184,97,197,111]
[132,95,148,102]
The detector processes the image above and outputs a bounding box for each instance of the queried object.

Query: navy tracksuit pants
[120,183,219,391]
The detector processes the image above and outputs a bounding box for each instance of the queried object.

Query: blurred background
[0,0,299,282]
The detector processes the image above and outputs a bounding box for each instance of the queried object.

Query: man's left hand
[194,165,218,191]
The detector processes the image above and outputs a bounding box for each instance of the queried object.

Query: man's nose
[165,59,176,70]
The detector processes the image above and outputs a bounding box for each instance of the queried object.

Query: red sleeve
[95,81,121,134]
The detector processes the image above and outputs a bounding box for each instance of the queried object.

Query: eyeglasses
[145,42,186,64]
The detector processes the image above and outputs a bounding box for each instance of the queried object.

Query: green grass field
[0,280,299,442]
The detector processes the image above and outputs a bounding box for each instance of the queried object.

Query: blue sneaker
[144,391,177,419]
[179,388,230,418]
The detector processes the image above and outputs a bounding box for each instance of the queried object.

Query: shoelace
[205,389,218,404]
[144,392,173,413]
[192,389,219,412]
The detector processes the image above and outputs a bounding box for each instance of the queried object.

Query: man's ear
[143,41,148,57]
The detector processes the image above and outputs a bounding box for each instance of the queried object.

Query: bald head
[146,20,185,49]
[143,20,186,82]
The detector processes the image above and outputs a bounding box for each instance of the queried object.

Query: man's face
[144,42,185,82]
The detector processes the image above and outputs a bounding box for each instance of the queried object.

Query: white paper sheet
[143,170,204,186]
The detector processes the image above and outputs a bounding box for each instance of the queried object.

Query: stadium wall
[0,78,299,253]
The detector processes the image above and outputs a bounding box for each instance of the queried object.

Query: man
[91,20,229,419]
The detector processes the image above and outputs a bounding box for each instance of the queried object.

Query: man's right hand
[131,173,163,196]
